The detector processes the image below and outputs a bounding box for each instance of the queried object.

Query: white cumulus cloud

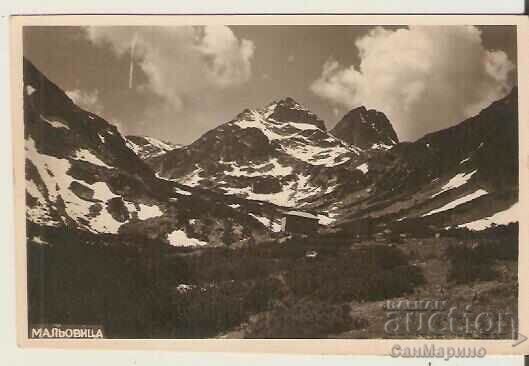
[84,26,255,111]
[311,26,515,141]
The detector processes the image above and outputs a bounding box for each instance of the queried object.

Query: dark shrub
[285,246,424,303]
[169,278,284,338]
[446,239,517,284]
[246,300,364,338]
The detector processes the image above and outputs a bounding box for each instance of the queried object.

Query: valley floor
[219,236,517,339]
[27,224,517,339]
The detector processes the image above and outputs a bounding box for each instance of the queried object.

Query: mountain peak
[350,105,368,114]
[331,106,398,149]
[264,97,304,112]
[266,97,326,131]
[276,96,302,107]
[126,135,182,160]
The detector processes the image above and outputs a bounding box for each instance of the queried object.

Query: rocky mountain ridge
[23,59,274,247]
[24,58,518,247]
[148,97,368,210]
[307,89,519,235]
[147,90,518,235]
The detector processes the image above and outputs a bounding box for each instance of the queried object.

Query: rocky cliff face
[330,106,398,149]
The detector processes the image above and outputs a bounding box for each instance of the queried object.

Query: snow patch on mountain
[423,189,488,217]
[136,204,164,220]
[281,141,352,167]
[227,158,293,177]
[167,230,208,247]
[317,214,335,226]
[26,178,57,226]
[233,113,289,141]
[90,182,119,201]
[431,170,477,198]
[126,135,181,160]
[174,187,192,196]
[26,138,124,233]
[356,162,369,174]
[371,143,393,150]
[457,202,518,230]
[143,136,177,152]
[224,186,294,207]
[125,139,142,155]
[72,149,113,169]
[179,166,204,187]
[287,122,320,131]
[230,105,357,167]
[41,115,70,130]
[31,236,49,246]
[26,85,37,96]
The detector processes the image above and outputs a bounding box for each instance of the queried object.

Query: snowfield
[432,170,477,197]
[167,230,208,247]
[136,203,164,220]
[423,189,488,217]
[26,137,168,234]
[232,108,356,168]
[457,202,519,230]
[281,142,351,167]
[26,138,124,233]
[72,149,113,169]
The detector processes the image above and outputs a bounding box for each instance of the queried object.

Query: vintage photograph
[17,21,519,341]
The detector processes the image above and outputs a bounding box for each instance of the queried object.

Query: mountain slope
[149,98,367,209]
[312,89,518,234]
[330,106,398,149]
[25,56,517,242]
[23,59,272,246]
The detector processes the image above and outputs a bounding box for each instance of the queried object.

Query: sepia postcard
[10,15,529,355]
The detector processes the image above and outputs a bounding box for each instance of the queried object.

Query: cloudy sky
[24,25,516,144]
